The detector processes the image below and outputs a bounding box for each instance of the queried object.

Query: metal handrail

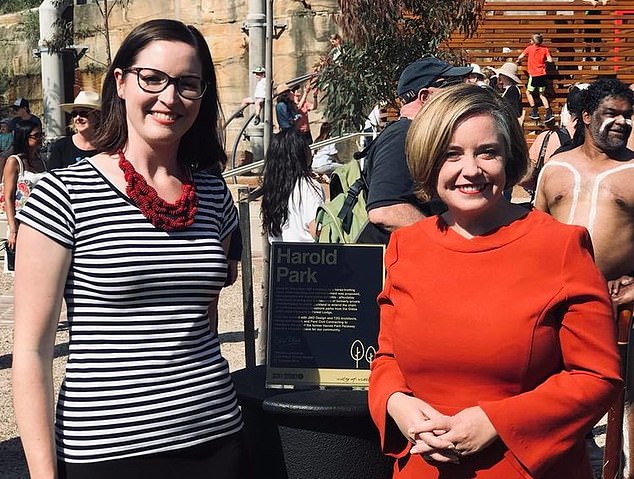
[309,132,374,151]
[223,131,374,179]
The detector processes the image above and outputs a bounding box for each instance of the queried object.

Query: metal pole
[259,232,270,365]
[255,0,275,367]
[264,0,274,152]
[238,187,256,369]
[245,0,266,165]
[38,0,67,142]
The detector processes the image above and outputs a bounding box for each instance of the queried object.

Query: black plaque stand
[232,365,393,479]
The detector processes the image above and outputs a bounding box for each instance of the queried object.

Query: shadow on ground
[0,437,27,478]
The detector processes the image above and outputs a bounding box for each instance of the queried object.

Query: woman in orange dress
[368,83,621,478]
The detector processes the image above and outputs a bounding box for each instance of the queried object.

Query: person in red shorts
[517,33,554,122]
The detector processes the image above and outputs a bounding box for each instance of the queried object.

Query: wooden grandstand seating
[447,0,634,142]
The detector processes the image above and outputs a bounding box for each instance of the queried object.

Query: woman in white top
[2,121,46,251]
[261,129,325,242]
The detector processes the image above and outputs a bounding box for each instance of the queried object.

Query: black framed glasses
[123,67,208,100]
[70,109,92,118]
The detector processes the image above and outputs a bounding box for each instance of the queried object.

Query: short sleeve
[16,172,75,248]
[218,179,238,241]
[366,120,417,211]
[47,138,65,170]
[299,178,324,228]
[253,78,266,99]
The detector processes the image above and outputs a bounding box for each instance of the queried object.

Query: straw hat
[494,62,522,84]
[59,91,101,113]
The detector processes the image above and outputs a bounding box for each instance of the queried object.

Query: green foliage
[44,18,74,53]
[83,62,107,74]
[19,10,39,50]
[0,0,40,15]
[0,70,11,106]
[317,0,485,133]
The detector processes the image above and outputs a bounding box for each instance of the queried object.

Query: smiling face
[436,113,507,222]
[27,127,42,152]
[72,109,98,135]
[114,40,202,150]
[585,95,633,153]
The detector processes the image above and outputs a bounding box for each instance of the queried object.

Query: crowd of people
[4,16,634,479]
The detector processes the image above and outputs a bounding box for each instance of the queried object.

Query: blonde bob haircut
[406,83,529,202]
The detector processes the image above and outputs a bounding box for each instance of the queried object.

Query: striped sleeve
[219,180,238,241]
[16,172,75,248]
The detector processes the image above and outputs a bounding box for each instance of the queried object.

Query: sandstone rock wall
[0,0,341,153]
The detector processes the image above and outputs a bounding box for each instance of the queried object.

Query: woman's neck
[442,200,524,239]
[120,142,182,180]
[73,131,97,151]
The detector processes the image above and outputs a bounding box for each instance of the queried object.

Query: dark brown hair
[93,19,226,172]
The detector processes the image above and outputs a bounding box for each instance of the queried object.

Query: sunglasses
[399,76,465,105]
[70,109,93,118]
[28,132,42,140]
[428,77,464,89]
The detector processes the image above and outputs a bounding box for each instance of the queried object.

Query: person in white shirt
[261,129,325,242]
[241,66,266,124]
[311,122,342,176]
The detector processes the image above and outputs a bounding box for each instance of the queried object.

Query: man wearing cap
[241,66,266,125]
[364,57,472,236]
[48,90,101,169]
[8,97,42,133]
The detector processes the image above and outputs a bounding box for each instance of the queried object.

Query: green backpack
[315,160,387,244]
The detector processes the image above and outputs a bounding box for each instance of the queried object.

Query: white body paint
[537,161,581,225]
[539,161,634,236]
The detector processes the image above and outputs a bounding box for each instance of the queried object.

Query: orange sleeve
[368,233,414,457]
[480,228,622,476]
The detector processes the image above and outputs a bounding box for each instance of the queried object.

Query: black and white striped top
[17,160,243,463]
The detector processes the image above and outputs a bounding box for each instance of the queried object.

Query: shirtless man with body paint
[535,78,634,477]
[536,78,634,305]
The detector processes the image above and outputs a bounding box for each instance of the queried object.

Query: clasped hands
[386,392,498,464]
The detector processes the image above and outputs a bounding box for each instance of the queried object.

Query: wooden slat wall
[448,0,634,137]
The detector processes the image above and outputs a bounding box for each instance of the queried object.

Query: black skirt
[57,431,252,479]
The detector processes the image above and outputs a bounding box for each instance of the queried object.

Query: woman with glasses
[1,121,46,258]
[12,19,250,479]
[48,91,101,169]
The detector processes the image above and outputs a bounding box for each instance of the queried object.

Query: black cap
[12,97,29,109]
[397,57,473,97]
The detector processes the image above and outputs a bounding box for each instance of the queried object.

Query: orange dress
[368,210,621,478]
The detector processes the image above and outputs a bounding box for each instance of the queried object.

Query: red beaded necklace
[117,150,198,231]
